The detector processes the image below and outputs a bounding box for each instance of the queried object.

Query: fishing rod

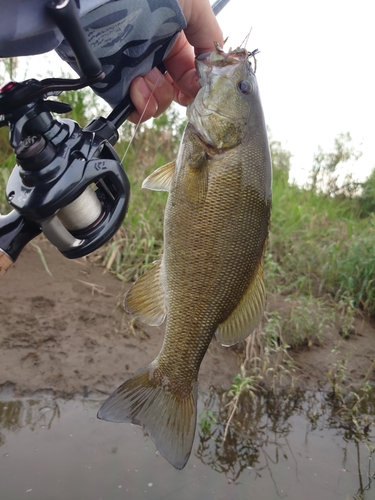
[0,0,231,276]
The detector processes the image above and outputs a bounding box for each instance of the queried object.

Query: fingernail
[145,67,163,88]
[176,90,194,107]
[136,77,151,100]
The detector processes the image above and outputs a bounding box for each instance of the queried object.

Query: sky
[3,0,374,186]
[215,0,375,184]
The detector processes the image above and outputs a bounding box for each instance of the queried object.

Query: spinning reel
[0,0,135,275]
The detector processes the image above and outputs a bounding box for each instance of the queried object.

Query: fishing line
[57,185,102,230]
[121,71,165,164]
[240,29,252,49]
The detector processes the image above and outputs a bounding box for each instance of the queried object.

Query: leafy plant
[199,409,217,436]
[223,367,257,442]
[282,296,333,349]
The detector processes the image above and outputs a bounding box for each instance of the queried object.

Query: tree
[0,57,18,83]
[358,167,375,216]
[308,132,362,197]
[268,134,291,187]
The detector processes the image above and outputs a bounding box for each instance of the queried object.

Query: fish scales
[98,45,272,470]
[160,132,269,369]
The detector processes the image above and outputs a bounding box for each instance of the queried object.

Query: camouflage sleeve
[0,0,186,106]
[56,0,187,107]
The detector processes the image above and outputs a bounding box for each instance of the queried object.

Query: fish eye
[237,80,253,95]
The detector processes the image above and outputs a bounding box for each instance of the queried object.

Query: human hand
[128,0,223,124]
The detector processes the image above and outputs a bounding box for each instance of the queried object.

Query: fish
[97,44,272,469]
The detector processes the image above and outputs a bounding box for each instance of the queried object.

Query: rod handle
[0,211,41,275]
[0,252,13,276]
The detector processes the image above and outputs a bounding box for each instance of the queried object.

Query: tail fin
[97,362,198,470]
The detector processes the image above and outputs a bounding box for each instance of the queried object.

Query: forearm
[56,0,187,106]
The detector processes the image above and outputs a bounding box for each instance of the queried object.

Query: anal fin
[215,263,266,346]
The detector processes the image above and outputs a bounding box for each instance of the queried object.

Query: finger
[174,88,194,107]
[163,32,200,100]
[163,0,224,101]
[178,0,224,54]
[128,68,176,123]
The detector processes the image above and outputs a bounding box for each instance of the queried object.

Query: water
[0,390,374,499]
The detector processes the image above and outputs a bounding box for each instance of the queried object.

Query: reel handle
[0,211,41,276]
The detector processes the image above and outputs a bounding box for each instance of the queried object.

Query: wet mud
[0,240,241,398]
[1,240,375,398]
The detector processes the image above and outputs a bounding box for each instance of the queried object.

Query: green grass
[97,112,182,281]
[267,168,375,314]
[0,61,373,317]
[112,128,375,320]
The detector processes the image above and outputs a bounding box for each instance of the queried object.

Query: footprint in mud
[1,331,37,349]
[31,296,56,310]
[40,318,68,333]
[84,337,99,350]
[78,310,106,326]
[52,318,68,331]
[20,352,40,367]
[14,314,39,330]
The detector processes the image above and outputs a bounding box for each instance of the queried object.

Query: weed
[282,296,334,349]
[336,300,356,339]
[30,242,52,276]
[223,366,257,443]
[262,311,283,350]
[199,409,217,436]
[264,253,285,294]
[328,345,349,397]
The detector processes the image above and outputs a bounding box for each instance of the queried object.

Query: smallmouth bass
[98,45,272,469]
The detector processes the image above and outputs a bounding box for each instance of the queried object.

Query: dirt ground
[0,239,374,398]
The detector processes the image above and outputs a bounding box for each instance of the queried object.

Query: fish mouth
[196,46,249,65]
[195,47,249,86]
[188,46,253,148]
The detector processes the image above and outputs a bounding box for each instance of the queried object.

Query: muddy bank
[0,240,241,397]
[0,239,374,397]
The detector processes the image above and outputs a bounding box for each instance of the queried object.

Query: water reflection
[196,389,375,497]
[0,390,374,500]
[0,399,60,437]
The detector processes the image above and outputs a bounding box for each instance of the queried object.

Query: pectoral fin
[184,159,209,205]
[215,264,266,346]
[181,134,209,205]
[124,261,166,326]
[142,161,175,191]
